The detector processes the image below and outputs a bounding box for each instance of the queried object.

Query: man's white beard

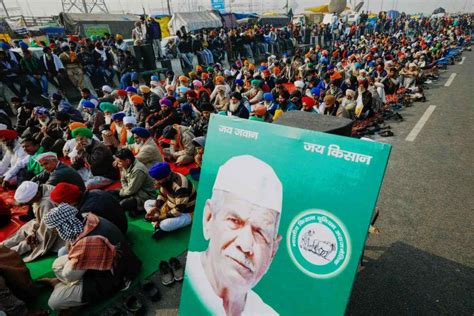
[105,115,112,124]
[229,101,239,112]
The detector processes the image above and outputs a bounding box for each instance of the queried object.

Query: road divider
[444,73,457,87]
[405,105,437,142]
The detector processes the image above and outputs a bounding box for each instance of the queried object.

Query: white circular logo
[298,222,338,266]
[287,210,351,279]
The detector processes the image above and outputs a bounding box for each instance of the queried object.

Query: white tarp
[5,17,28,35]
[168,11,222,34]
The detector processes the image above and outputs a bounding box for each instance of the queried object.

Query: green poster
[179,115,391,315]
[83,24,111,38]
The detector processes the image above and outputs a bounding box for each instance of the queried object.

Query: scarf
[43,203,84,242]
[95,47,107,62]
[68,213,116,271]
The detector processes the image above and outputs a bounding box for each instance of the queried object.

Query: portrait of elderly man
[186,155,282,315]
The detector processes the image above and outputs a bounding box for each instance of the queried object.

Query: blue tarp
[233,13,258,20]
[367,17,378,26]
[387,10,400,19]
[39,26,65,36]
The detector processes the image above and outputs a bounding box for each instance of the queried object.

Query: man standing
[31,152,85,191]
[145,162,196,240]
[113,149,156,217]
[146,16,163,60]
[183,155,282,315]
[41,46,65,92]
[1,181,63,262]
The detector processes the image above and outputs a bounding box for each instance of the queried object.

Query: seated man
[125,127,163,168]
[145,162,196,240]
[161,124,196,166]
[31,152,85,192]
[0,127,26,180]
[22,107,65,154]
[49,183,128,234]
[71,128,118,190]
[1,137,44,187]
[0,246,37,315]
[112,149,156,217]
[41,204,142,312]
[1,181,64,262]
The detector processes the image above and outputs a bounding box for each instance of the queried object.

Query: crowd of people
[0,10,471,315]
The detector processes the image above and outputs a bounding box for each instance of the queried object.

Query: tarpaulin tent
[59,12,139,37]
[168,11,222,34]
[387,10,400,19]
[258,16,290,27]
[233,13,258,20]
[220,13,238,29]
[433,7,446,15]
[39,26,65,37]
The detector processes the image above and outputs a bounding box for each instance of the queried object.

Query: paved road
[347,52,474,315]
[148,53,474,316]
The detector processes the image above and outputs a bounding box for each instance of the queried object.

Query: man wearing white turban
[1,181,63,261]
[184,155,282,315]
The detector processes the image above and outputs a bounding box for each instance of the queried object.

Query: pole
[82,0,88,13]
[1,0,10,17]
[166,0,171,15]
[380,0,384,12]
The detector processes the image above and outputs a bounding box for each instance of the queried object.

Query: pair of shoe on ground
[160,257,184,285]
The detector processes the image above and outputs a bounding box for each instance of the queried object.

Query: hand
[26,234,38,247]
[75,141,84,152]
[145,207,158,221]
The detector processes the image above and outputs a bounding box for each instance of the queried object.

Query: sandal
[378,130,394,137]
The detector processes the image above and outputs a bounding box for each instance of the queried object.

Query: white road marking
[405,105,437,142]
[444,73,457,87]
[459,57,466,65]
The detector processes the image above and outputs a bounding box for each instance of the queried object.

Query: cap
[35,152,58,162]
[212,155,282,213]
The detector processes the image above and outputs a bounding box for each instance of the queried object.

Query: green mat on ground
[25,215,191,314]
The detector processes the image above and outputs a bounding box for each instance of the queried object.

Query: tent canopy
[258,16,290,27]
[59,12,139,37]
[220,13,238,29]
[305,4,350,14]
[168,11,222,34]
[433,7,446,14]
[387,10,400,19]
[39,26,65,36]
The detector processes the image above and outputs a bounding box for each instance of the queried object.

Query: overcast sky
[3,0,473,17]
